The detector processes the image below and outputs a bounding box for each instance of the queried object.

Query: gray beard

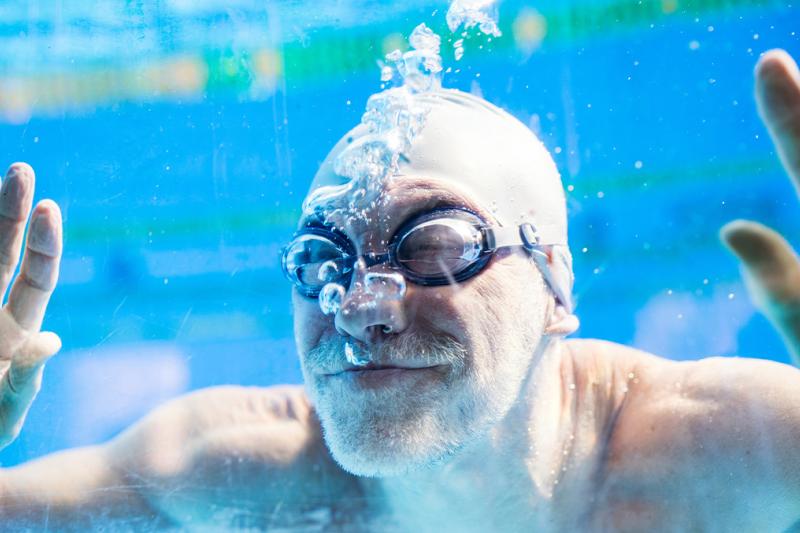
[302,332,474,477]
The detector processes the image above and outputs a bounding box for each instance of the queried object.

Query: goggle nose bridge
[358,251,394,269]
[336,250,400,292]
[338,251,408,303]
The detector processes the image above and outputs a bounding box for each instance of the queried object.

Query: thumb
[7,331,61,396]
[0,331,60,447]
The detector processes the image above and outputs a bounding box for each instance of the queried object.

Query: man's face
[293,176,552,477]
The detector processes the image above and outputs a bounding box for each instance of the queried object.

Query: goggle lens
[282,234,353,294]
[395,218,483,278]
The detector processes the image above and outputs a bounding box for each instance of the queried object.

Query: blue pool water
[0,0,798,465]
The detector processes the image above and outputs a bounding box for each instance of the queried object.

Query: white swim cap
[308,89,576,323]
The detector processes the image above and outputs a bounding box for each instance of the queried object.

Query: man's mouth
[324,362,446,389]
[347,361,432,371]
[323,359,443,375]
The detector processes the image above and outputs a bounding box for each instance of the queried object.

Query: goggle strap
[485,224,573,313]
[522,222,566,248]
[484,223,565,250]
[530,251,574,314]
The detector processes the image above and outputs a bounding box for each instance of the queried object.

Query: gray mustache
[305,333,467,374]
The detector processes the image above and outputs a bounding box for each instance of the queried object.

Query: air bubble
[317,260,340,283]
[408,24,438,50]
[446,0,502,37]
[319,283,346,315]
[454,38,465,61]
[345,340,370,367]
[364,271,407,300]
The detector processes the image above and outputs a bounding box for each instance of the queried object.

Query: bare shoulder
[570,339,800,528]
[610,352,800,469]
[562,338,667,377]
[564,339,800,447]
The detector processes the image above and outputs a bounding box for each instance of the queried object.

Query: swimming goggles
[281,207,555,299]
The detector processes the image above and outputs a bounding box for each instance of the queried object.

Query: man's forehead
[297,176,495,233]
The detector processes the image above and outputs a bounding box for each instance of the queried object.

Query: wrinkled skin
[0,51,799,532]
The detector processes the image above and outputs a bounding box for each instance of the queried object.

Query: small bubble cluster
[446,0,502,37]
[303,23,443,221]
[303,1,503,222]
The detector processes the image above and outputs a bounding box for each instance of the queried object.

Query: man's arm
[0,385,216,530]
[0,444,172,530]
[1,384,353,530]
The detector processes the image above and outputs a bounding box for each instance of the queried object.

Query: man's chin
[322,424,460,478]
[328,444,429,478]
[312,382,463,478]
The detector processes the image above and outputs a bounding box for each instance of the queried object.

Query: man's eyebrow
[396,188,496,224]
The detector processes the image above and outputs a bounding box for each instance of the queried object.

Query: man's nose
[334,261,409,344]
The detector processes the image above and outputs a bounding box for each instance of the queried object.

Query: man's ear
[544,302,580,336]
[539,245,579,337]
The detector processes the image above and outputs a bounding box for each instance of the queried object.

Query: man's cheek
[293,296,330,355]
[409,288,469,327]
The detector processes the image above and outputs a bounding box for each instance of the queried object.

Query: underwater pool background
[0,0,798,465]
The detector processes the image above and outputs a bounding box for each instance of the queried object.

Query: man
[0,49,798,532]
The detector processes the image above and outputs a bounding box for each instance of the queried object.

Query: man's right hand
[0,163,62,449]
[721,50,800,366]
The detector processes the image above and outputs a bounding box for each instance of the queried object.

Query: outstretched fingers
[0,163,35,299]
[0,162,63,448]
[721,220,800,363]
[7,199,62,332]
[755,49,800,187]
[747,50,800,365]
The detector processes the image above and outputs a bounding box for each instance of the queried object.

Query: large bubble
[364,272,407,301]
[319,282,346,316]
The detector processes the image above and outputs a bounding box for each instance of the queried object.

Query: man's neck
[376,336,579,530]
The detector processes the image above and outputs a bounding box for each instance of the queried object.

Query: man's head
[291,90,576,477]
